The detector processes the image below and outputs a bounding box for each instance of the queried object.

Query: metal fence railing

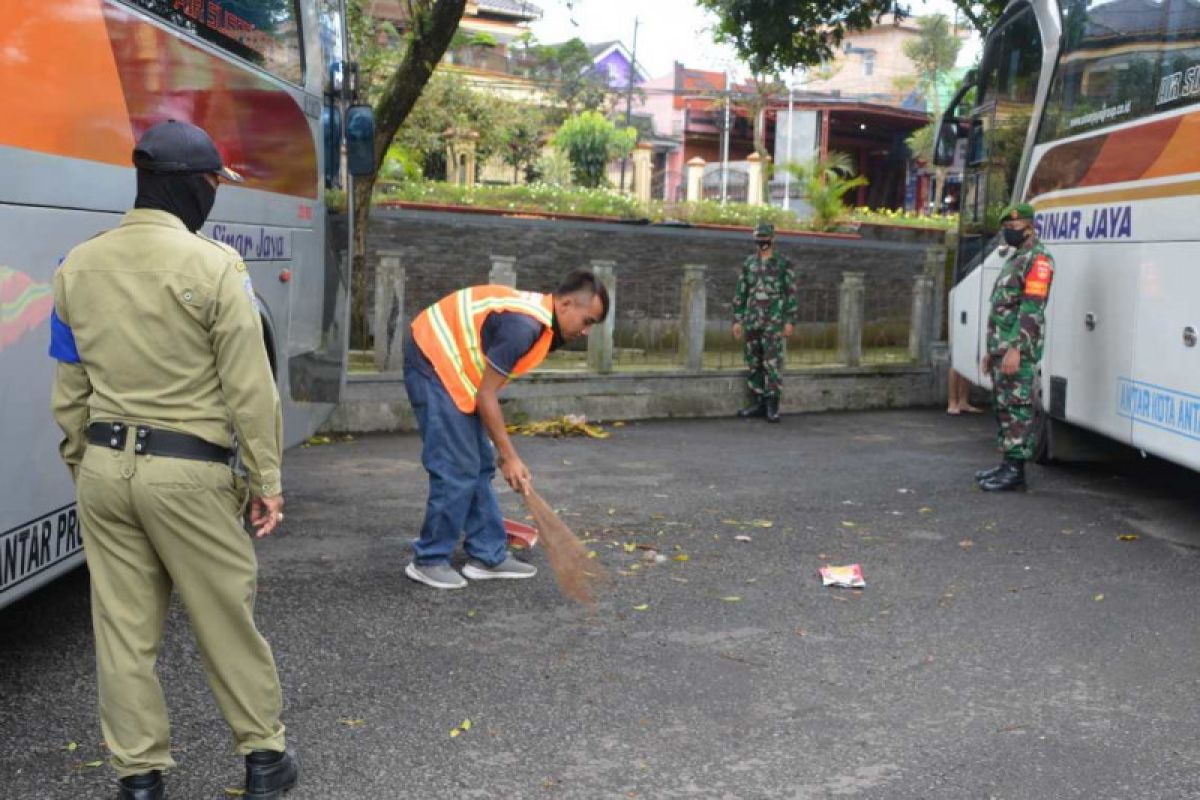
[357,249,948,376]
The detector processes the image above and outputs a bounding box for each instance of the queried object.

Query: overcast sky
[529,0,982,81]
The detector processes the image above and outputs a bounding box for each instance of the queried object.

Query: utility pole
[783,81,794,210]
[618,17,640,194]
[720,71,731,205]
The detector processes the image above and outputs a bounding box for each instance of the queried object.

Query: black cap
[132,120,243,182]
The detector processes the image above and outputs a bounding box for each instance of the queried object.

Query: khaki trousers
[76,436,285,777]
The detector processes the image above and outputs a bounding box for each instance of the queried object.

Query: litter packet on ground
[819,564,865,589]
[504,517,539,549]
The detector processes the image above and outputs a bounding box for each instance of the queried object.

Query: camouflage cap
[753,222,775,239]
[1000,202,1036,222]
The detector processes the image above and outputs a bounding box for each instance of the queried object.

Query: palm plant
[785,151,868,231]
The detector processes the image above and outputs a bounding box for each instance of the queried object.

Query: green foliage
[501,106,548,183]
[697,0,1004,72]
[786,151,869,231]
[380,143,424,183]
[552,111,637,189]
[377,180,643,218]
[899,15,963,117]
[534,150,575,188]
[395,70,510,176]
[528,38,613,114]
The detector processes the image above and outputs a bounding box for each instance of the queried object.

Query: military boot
[765,397,781,423]
[245,750,299,800]
[980,459,1026,492]
[975,463,1005,483]
[118,771,164,800]
[737,398,766,418]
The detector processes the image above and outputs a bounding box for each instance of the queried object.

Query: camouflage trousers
[743,329,784,399]
[991,362,1037,461]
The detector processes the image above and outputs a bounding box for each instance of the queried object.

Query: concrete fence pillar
[679,264,707,371]
[633,143,653,203]
[746,152,764,207]
[489,254,517,287]
[837,271,865,367]
[686,157,706,203]
[909,273,936,365]
[588,260,616,374]
[924,245,948,343]
[374,250,406,373]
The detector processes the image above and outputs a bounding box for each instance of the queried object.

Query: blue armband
[49,308,81,364]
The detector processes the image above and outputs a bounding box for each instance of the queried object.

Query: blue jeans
[404,364,507,567]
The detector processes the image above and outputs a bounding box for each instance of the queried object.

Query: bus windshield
[958,4,1045,275]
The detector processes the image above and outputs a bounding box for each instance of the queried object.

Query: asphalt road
[4,410,1200,800]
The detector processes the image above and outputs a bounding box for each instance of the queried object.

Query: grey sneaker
[462,556,537,581]
[405,562,467,590]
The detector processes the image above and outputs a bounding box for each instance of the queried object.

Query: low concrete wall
[323,355,949,434]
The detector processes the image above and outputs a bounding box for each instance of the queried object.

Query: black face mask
[1002,227,1027,248]
[756,240,772,251]
[135,170,217,233]
[550,313,565,352]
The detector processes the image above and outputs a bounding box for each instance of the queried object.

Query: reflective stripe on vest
[411,286,555,413]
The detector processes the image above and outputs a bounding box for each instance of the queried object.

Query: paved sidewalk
[3,410,1200,799]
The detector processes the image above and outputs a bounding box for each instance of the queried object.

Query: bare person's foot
[946,403,962,415]
[963,404,984,414]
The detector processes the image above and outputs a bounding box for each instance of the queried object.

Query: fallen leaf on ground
[720,596,742,602]
[65,742,78,752]
[613,421,626,427]
[82,760,104,768]
[623,542,637,553]
[1118,535,1139,542]
[673,554,689,562]
[918,507,933,514]
[224,789,247,797]
[633,603,650,611]
[841,521,857,528]
[959,539,974,549]
[339,718,365,728]
[302,435,333,447]
[734,535,753,543]
[449,718,473,738]
[1094,594,1105,602]
[506,415,609,438]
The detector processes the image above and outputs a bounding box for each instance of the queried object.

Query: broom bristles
[523,489,609,606]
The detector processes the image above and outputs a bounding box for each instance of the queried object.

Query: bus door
[945,3,1046,385]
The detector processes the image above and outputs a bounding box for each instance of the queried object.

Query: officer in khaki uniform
[50,121,299,800]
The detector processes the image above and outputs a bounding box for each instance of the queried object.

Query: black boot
[975,463,1005,483]
[737,397,766,418]
[980,459,1026,492]
[765,396,781,423]
[245,750,299,800]
[118,771,163,800]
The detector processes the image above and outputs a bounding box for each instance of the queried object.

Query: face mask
[135,171,218,233]
[756,241,772,251]
[1002,227,1027,248]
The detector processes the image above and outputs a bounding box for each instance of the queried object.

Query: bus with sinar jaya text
[936,0,1200,470]
[0,0,374,610]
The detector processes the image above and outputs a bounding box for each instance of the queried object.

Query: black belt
[87,422,233,464]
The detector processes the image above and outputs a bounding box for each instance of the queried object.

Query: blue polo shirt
[406,311,545,379]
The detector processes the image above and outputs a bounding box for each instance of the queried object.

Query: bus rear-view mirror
[346,104,375,177]
[933,120,959,166]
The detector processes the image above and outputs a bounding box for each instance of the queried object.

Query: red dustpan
[504,517,538,549]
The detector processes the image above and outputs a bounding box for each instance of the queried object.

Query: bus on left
[0,0,372,610]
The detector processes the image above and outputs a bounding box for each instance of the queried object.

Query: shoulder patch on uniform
[1023,254,1054,299]
[234,260,247,272]
[243,274,261,312]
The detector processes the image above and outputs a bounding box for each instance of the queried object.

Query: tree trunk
[352,0,467,274]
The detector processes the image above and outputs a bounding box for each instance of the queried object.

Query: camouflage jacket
[731,252,798,330]
[986,240,1055,362]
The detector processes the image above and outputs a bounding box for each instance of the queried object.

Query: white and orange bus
[0,0,373,609]
[937,0,1200,469]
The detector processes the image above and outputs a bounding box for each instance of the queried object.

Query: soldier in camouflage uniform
[732,223,798,424]
[976,203,1055,492]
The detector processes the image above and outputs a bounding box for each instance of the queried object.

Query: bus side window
[123,0,304,85]
[1158,0,1200,112]
[1037,0,1168,142]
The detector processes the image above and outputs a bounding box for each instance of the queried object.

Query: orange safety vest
[410,285,555,413]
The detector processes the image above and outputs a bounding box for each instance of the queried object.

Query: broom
[522,488,610,606]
